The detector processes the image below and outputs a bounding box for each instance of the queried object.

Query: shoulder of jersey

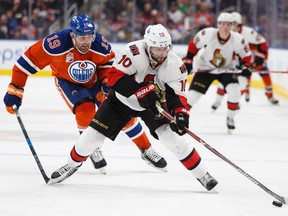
[90,32,112,55]
[42,29,73,55]
[122,40,146,59]
[168,52,187,75]
[197,27,217,37]
[231,31,246,42]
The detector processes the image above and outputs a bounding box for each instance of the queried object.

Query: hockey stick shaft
[156,104,288,205]
[13,105,50,184]
[195,69,288,74]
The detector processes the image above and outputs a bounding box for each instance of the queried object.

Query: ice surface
[1,76,288,216]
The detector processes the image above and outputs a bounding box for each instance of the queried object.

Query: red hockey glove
[3,83,24,114]
[169,107,189,136]
[135,82,161,115]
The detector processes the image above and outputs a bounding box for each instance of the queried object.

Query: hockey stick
[194,69,288,74]
[13,105,51,184]
[156,104,288,205]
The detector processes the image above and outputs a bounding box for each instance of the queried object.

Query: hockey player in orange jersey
[3,14,167,173]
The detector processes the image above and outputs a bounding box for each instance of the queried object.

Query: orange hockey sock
[75,102,96,133]
[122,118,151,150]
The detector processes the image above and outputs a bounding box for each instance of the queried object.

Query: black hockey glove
[3,83,24,114]
[240,66,252,77]
[135,82,161,115]
[254,56,264,67]
[169,107,189,136]
[182,57,193,74]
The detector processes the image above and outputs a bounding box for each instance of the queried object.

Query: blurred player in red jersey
[211,11,279,110]
[3,14,167,174]
[182,12,252,132]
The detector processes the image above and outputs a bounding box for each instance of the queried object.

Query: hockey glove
[182,57,193,74]
[253,56,265,70]
[170,107,189,136]
[135,82,161,115]
[3,83,24,114]
[96,78,110,103]
[240,66,252,78]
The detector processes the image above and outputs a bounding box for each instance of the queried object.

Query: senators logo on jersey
[209,49,226,68]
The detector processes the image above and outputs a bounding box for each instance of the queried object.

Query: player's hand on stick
[169,107,189,136]
[241,66,252,77]
[96,78,110,103]
[3,83,24,114]
[135,82,161,115]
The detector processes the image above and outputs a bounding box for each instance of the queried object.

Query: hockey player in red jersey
[182,12,252,132]
[3,14,167,174]
[48,24,218,191]
[211,11,279,110]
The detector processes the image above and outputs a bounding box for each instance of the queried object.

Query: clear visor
[73,34,95,43]
[150,46,170,55]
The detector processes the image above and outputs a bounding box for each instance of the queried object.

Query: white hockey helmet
[231,12,242,24]
[144,24,172,49]
[217,12,233,23]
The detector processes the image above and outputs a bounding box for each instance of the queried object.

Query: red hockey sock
[180,148,201,170]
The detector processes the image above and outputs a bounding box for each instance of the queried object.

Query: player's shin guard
[69,127,105,167]
[186,90,203,111]
[212,86,225,110]
[226,83,240,131]
[156,125,218,190]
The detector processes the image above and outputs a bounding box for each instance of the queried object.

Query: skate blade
[227,129,234,134]
[143,160,168,172]
[98,167,107,175]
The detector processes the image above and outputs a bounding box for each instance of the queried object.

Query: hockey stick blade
[156,104,287,205]
[13,105,51,184]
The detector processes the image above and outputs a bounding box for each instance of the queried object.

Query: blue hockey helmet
[70,14,95,35]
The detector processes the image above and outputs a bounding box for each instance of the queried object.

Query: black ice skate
[269,97,279,105]
[48,163,82,185]
[141,146,167,172]
[245,92,250,102]
[197,172,218,191]
[211,101,221,111]
[90,148,107,174]
[226,117,235,133]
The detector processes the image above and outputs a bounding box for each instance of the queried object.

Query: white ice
[1,76,288,216]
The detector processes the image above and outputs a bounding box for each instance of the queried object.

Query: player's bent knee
[75,102,96,128]
[122,118,138,131]
[156,125,193,159]
[76,126,105,156]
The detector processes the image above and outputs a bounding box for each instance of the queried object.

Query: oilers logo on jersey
[68,60,96,83]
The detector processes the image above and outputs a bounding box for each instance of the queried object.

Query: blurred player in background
[182,12,252,132]
[211,11,279,110]
[48,24,218,191]
[3,14,167,174]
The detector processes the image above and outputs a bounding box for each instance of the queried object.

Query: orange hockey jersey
[11,29,115,88]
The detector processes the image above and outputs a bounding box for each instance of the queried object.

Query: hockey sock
[180,148,207,178]
[75,102,96,133]
[261,74,273,98]
[122,118,151,150]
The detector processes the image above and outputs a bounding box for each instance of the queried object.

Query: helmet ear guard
[70,14,95,36]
